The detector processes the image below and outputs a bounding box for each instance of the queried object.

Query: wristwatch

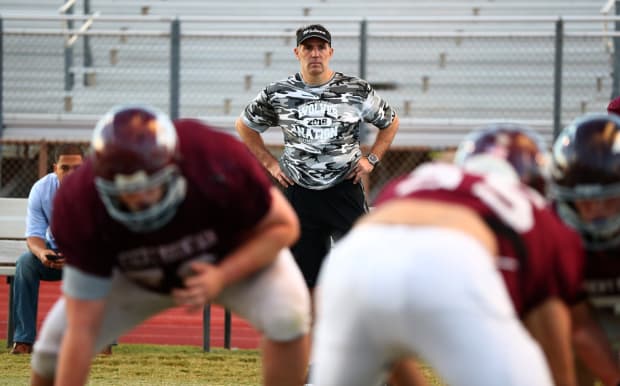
[366,153,380,167]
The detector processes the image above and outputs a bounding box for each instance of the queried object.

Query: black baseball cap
[296,24,331,45]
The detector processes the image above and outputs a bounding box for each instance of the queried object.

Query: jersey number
[395,164,534,232]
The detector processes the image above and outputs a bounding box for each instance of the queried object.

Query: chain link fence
[4,34,66,114]
[0,140,441,203]
[2,17,615,119]
[69,32,171,114]
[0,141,88,197]
[0,16,617,198]
[6,28,608,119]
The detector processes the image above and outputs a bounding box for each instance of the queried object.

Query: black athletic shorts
[285,179,368,288]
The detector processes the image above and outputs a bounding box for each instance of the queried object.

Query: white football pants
[310,225,553,386]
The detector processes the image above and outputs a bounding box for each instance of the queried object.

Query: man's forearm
[369,115,399,159]
[524,298,576,386]
[218,188,299,286]
[235,120,279,170]
[218,223,293,286]
[26,236,49,260]
[571,301,620,386]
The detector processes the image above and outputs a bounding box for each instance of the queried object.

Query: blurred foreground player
[310,156,567,386]
[550,113,620,386]
[452,123,585,386]
[389,124,585,386]
[30,105,310,386]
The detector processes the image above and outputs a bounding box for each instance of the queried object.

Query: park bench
[0,197,28,348]
[0,197,231,351]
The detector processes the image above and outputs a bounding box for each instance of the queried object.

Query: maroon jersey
[51,121,273,293]
[375,163,584,317]
[581,246,620,298]
[548,203,620,300]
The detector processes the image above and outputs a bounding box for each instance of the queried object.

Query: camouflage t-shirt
[240,72,396,190]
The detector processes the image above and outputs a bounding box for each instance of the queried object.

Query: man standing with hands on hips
[235,24,400,313]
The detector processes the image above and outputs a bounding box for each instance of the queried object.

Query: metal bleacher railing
[1,12,619,196]
[1,12,616,131]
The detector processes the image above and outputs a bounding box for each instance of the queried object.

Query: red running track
[0,278,262,349]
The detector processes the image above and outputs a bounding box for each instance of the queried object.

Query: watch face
[368,153,379,166]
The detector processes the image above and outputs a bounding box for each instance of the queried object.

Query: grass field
[1,342,262,386]
[0,340,446,385]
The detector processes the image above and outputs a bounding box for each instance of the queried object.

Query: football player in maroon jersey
[29,105,311,386]
[550,113,620,386]
[453,124,585,386]
[310,155,568,385]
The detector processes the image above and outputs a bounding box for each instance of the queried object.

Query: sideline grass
[0,340,446,385]
[1,341,261,386]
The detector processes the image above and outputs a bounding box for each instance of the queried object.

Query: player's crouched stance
[29,105,311,386]
[310,159,554,386]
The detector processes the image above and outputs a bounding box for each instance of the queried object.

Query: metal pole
[82,0,93,86]
[202,303,211,352]
[553,18,564,139]
[359,19,369,144]
[64,4,75,92]
[6,277,14,347]
[224,308,231,349]
[169,18,180,120]
[359,19,367,80]
[612,1,620,99]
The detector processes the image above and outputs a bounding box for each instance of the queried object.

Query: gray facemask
[95,165,187,233]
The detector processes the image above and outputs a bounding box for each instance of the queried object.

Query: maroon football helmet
[454,123,549,194]
[92,105,178,179]
[91,105,186,232]
[550,113,620,250]
[608,96,620,115]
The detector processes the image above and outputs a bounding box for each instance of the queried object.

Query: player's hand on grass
[172,262,224,313]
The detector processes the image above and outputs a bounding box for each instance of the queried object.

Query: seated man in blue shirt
[10,144,84,354]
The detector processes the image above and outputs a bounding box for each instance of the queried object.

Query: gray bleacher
[2,0,64,12]
[3,33,67,114]
[0,0,613,145]
[86,0,604,18]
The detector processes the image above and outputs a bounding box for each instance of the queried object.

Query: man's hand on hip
[347,157,374,184]
[268,163,294,188]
